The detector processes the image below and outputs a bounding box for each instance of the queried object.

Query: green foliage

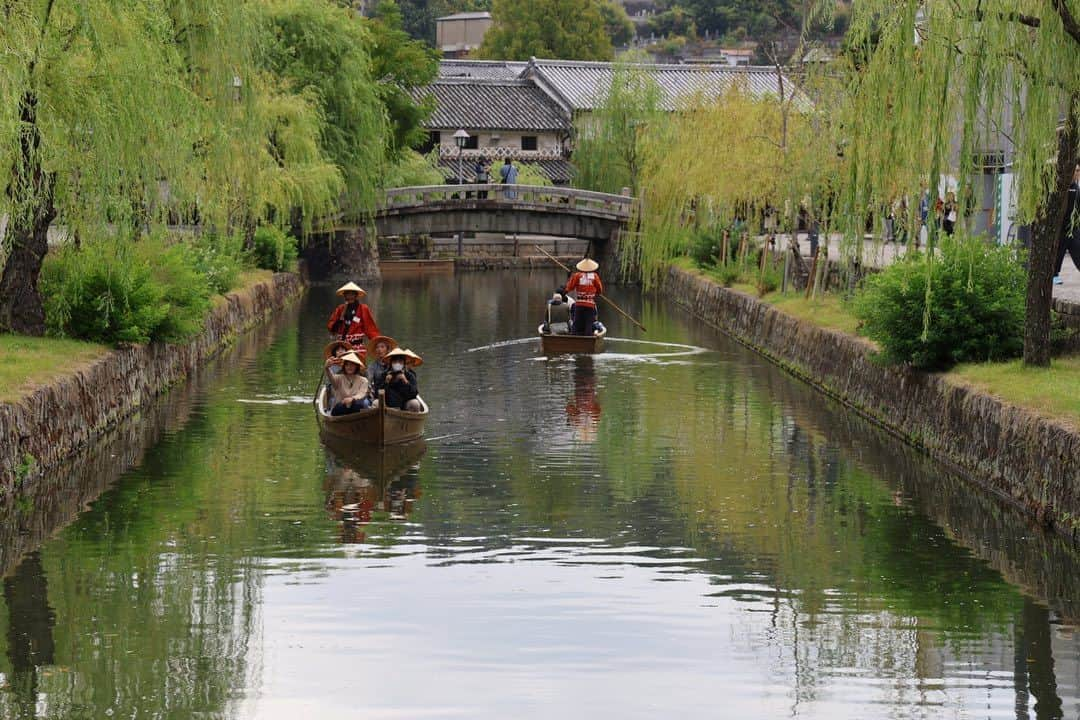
[14,453,37,487]
[191,233,250,294]
[598,1,635,46]
[478,0,614,61]
[251,226,300,273]
[688,227,720,266]
[853,240,1026,369]
[385,150,447,187]
[264,0,392,215]
[648,8,697,38]
[714,264,742,287]
[834,0,1080,235]
[757,262,782,294]
[664,0,798,39]
[514,163,554,187]
[573,62,664,195]
[41,236,212,346]
[367,1,440,154]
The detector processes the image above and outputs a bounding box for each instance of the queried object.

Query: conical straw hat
[336,281,366,297]
[576,258,599,272]
[402,349,424,367]
[365,335,398,356]
[339,351,365,369]
[324,340,353,359]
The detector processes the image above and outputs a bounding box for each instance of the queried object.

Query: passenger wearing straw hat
[365,335,398,389]
[323,340,353,376]
[564,258,603,336]
[327,281,380,351]
[377,348,422,412]
[323,351,371,415]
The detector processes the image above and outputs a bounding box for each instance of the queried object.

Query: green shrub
[757,263,783,295]
[42,235,211,345]
[252,225,299,272]
[191,231,249,293]
[714,264,741,287]
[852,239,1026,369]
[689,227,720,267]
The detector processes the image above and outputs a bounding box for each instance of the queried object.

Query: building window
[521,136,538,151]
[463,134,479,150]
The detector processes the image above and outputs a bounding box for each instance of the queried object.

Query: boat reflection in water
[564,356,601,442]
[320,433,427,543]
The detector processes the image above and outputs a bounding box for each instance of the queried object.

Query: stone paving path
[782,233,1080,306]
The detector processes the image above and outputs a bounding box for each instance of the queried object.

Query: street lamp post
[453,129,469,256]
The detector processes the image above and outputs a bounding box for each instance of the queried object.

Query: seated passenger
[542,291,572,334]
[324,340,353,376]
[324,351,372,416]
[377,348,423,412]
[365,335,398,389]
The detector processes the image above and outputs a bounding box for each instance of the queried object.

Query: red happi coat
[327,302,380,345]
[565,271,603,308]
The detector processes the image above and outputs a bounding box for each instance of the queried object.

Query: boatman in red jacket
[327,281,380,356]
[564,258,603,335]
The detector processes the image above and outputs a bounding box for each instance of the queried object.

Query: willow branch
[1052,0,1080,45]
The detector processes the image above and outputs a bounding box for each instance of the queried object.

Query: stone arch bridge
[373,184,634,242]
[307,184,635,278]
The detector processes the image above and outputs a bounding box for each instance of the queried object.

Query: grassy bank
[1,270,281,405]
[0,336,109,403]
[677,258,1080,428]
[950,358,1080,431]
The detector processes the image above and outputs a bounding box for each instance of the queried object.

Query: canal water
[1,270,1079,719]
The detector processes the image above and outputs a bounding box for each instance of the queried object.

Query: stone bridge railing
[379,184,635,220]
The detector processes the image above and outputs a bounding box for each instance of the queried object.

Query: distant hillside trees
[477,0,617,61]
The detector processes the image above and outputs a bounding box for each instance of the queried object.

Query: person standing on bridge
[500,157,518,200]
[327,281,380,355]
[565,258,603,335]
[475,156,491,199]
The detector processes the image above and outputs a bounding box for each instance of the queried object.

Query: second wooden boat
[315,385,428,446]
[538,323,606,354]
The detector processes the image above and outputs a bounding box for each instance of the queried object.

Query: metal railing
[380,184,634,219]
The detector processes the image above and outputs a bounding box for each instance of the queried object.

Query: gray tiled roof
[524,59,809,112]
[418,79,571,132]
[438,60,527,82]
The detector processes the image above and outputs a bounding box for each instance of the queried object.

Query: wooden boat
[315,385,428,446]
[538,323,606,354]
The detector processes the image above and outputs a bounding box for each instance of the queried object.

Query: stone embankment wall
[0,273,304,493]
[662,266,1080,539]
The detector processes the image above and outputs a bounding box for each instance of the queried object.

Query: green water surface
[1,270,1078,719]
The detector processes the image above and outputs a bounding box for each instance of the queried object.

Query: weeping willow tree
[0,0,395,336]
[623,76,843,287]
[831,0,1080,366]
[573,62,665,196]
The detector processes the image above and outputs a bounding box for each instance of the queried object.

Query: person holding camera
[324,351,371,415]
[377,348,423,412]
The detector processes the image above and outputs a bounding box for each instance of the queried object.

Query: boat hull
[315,385,428,446]
[538,324,606,354]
